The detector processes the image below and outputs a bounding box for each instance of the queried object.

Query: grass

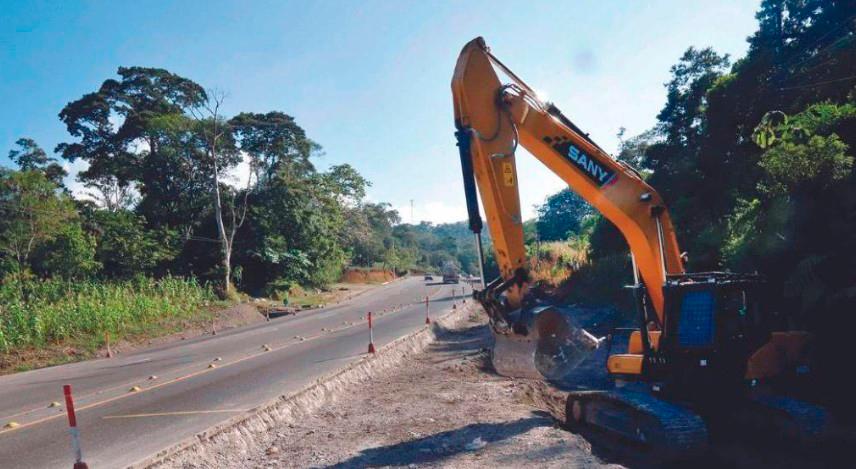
[527,241,588,286]
[0,276,218,358]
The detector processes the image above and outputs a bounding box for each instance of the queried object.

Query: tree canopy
[3,67,482,298]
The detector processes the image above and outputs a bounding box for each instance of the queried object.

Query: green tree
[7,138,68,186]
[0,171,78,288]
[89,210,174,278]
[230,111,319,183]
[754,103,856,193]
[343,202,399,266]
[535,189,592,241]
[236,162,365,293]
[31,223,99,279]
[56,67,208,231]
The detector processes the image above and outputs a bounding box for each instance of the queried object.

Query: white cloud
[393,199,468,225]
[62,159,94,201]
[223,151,253,189]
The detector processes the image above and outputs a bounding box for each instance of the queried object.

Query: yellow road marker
[4,422,19,429]
[48,401,62,408]
[129,386,142,392]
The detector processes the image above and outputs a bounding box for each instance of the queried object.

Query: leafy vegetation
[532,0,856,415]
[0,276,215,352]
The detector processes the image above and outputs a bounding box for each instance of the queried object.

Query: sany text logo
[545,136,617,186]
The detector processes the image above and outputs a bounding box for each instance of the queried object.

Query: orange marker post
[367,312,376,354]
[425,296,431,325]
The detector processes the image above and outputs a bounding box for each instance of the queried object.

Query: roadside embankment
[143,302,620,469]
[339,268,397,284]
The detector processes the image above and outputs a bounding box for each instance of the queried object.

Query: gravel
[155,307,621,468]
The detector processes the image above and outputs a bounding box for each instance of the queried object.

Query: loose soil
[340,269,397,284]
[173,309,622,468]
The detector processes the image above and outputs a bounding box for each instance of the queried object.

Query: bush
[31,224,100,279]
[558,253,635,314]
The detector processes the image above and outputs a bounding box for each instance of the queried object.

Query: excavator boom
[453,37,683,325]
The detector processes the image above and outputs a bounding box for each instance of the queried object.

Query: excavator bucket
[492,328,542,379]
[491,305,601,380]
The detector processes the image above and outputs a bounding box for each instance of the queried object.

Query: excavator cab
[502,271,772,401]
[615,272,770,400]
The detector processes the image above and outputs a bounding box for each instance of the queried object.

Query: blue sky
[1,0,760,223]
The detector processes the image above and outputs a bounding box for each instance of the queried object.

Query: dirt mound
[215,303,265,324]
[340,268,395,283]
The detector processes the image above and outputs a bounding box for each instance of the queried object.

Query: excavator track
[565,388,709,457]
[742,395,832,443]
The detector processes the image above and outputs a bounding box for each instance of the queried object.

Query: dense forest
[533,0,855,415]
[0,71,481,294]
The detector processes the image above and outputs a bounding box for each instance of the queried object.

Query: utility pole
[410,199,414,224]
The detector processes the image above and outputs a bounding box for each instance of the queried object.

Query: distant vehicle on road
[441,262,460,284]
[424,273,434,281]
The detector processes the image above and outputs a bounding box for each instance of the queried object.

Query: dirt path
[190,309,621,469]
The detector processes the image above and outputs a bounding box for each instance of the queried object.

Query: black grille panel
[677,291,715,348]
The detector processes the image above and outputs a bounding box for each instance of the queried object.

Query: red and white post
[367,312,376,354]
[63,384,89,469]
[425,296,431,325]
[104,332,113,358]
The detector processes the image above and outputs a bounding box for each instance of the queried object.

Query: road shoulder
[146,304,619,469]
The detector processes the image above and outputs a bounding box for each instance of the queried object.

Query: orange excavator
[453,37,829,455]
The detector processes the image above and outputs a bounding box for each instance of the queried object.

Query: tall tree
[56,67,207,223]
[230,111,318,184]
[190,91,247,296]
[7,138,68,186]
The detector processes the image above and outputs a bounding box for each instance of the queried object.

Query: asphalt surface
[0,277,468,469]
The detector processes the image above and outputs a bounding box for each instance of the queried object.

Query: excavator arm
[453,37,683,326]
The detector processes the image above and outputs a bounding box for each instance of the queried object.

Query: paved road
[0,277,468,468]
